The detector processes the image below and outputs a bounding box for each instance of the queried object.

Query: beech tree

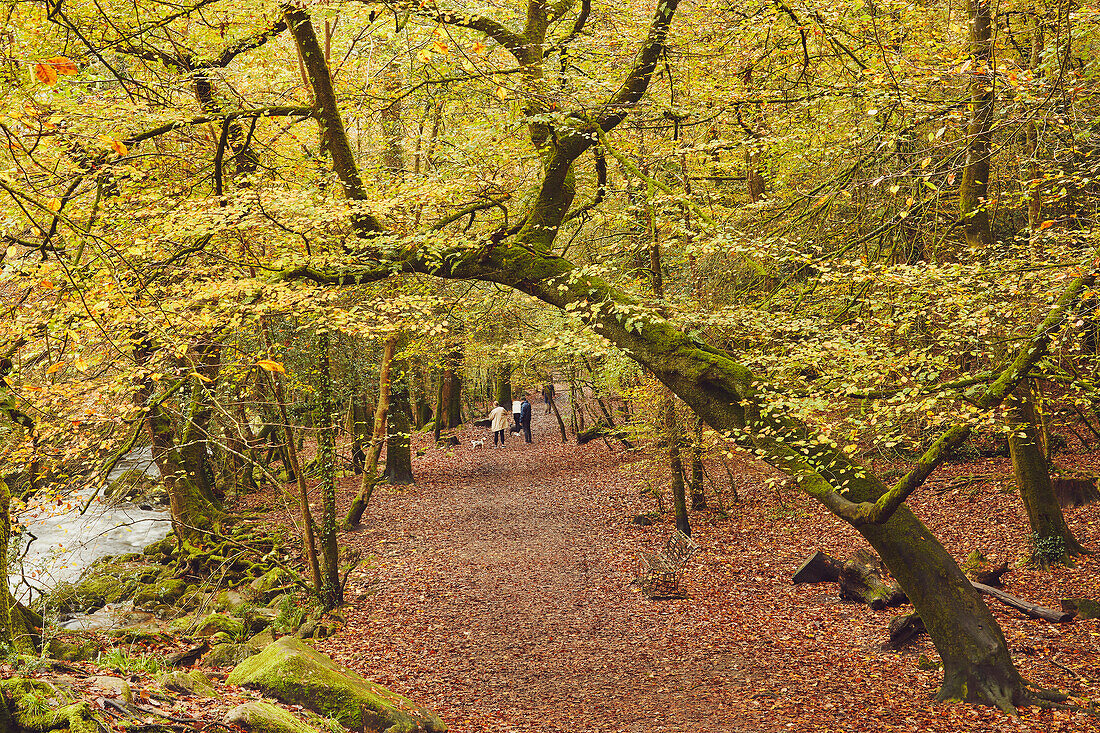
[5,0,1100,712]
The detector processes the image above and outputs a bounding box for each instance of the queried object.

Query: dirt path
[309,399,1100,733]
[316,403,758,732]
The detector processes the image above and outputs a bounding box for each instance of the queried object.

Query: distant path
[318,399,759,732]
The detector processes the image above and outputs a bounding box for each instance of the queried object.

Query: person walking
[488,401,509,447]
[542,382,555,413]
[520,395,532,443]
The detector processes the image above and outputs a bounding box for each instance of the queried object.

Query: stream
[10,446,172,607]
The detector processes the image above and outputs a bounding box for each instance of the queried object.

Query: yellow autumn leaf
[45,57,79,75]
[472,42,487,55]
[257,359,286,373]
[101,136,128,156]
[416,49,433,63]
[46,198,61,212]
[432,40,449,55]
[45,362,63,374]
[74,355,88,372]
[1039,220,1054,229]
[34,63,58,85]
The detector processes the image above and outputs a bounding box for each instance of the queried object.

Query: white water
[10,446,172,603]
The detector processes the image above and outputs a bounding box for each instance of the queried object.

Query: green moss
[133,578,188,608]
[193,612,246,639]
[1,677,102,733]
[226,637,445,732]
[42,560,149,614]
[225,701,323,733]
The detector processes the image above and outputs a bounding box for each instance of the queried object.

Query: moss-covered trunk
[133,336,221,543]
[148,397,221,541]
[663,394,690,535]
[1,479,37,654]
[1007,381,1086,563]
[384,361,415,486]
[315,333,341,608]
[494,366,513,410]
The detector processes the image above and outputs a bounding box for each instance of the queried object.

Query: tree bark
[384,359,415,485]
[315,333,341,608]
[1007,380,1087,563]
[664,395,691,536]
[690,416,706,509]
[958,0,995,249]
[346,334,397,526]
[1,479,36,654]
[494,365,513,409]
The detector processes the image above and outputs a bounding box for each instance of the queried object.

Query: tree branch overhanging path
[258,0,1100,712]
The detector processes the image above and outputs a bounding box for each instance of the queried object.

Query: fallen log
[793,550,843,584]
[973,560,1010,588]
[840,553,908,610]
[885,612,925,649]
[971,582,1075,623]
[1060,597,1100,620]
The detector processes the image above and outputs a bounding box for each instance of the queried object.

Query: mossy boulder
[42,559,152,613]
[193,612,246,639]
[247,568,296,603]
[247,628,276,651]
[133,577,188,608]
[157,670,218,698]
[225,701,322,733]
[204,642,258,667]
[46,636,101,662]
[143,535,177,559]
[227,637,446,733]
[0,676,103,733]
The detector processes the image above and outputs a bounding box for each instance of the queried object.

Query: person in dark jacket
[542,382,555,413]
[520,396,533,443]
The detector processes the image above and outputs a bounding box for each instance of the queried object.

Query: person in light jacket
[488,401,510,447]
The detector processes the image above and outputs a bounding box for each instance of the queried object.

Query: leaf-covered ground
[17,403,1097,732]
[294,405,1100,733]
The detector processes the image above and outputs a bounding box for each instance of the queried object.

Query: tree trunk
[384,359,415,485]
[494,365,513,409]
[1,479,36,654]
[432,367,445,443]
[549,392,568,443]
[664,394,691,536]
[315,333,341,608]
[346,334,397,526]
[958,0,995,249]
[690,416,706,509]
[441,363,463,429]
[1007,380,1086,564]
[178,342,220,503]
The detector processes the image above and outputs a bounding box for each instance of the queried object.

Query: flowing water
[10,446,171,604]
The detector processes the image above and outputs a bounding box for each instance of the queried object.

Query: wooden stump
[793,550,842,584]
[1060,597,1100,620]
[1051,473,1100,508]
[885,612,925,649]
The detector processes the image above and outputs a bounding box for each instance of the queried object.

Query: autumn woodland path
[278,404,1100,733]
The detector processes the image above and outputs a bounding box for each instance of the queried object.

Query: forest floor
[276,402,1100,733]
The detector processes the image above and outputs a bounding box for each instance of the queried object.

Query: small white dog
[470,438,485,450]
